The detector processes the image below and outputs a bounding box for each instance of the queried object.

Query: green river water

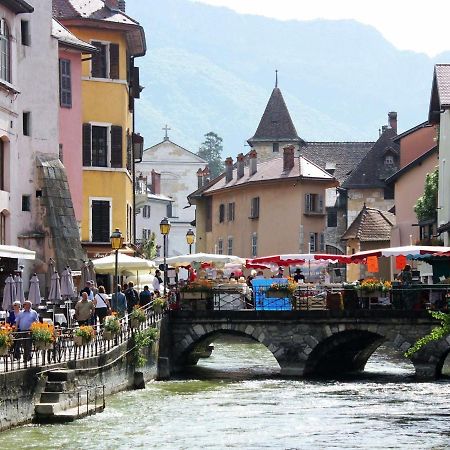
[2,336,450,449]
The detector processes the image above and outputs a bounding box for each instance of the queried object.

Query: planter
[103,330,117,340]
[266,289,290,298]
[0,345,9,356]
[153,304,163,314]
[73,335,91,346]
[34,341,52,351]
[130,318,142,329]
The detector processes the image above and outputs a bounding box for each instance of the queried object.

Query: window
[273,142,279,153]
[0,19,10,82]
[0,212,5,244]
[385,155,394,165]
[23,112,31,136]
[227,202,235,221]
[250,197,260,219]
[327,209,337,227]
[205,197,212,232]
[91,41,119,79]
[59,59,72,107]
[251,233,258,257]
[142,205,151,218]
[82,123,123,168]
[166,203,173,218]
[91,200,110,242]
[309,232,325,252]
[227,236,233,255]
[305,193,323,213]
[142,229,152,240]
[219,203,225,223]
[0,140,4,191]
[217,239,223,255]
[21,20,30,46]
[22,195,30,212]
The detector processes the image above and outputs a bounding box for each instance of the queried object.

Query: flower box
[266,289,290,298]
[35,341,52,351]
[0,345,9,356]
[130,318,141,329]
[103,330,116,341]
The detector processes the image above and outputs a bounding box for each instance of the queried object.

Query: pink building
[52,19,95,224]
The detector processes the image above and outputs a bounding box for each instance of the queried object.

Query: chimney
[118,0,126,12]
[388,111,397,134]
[151,169,161,195]
[225,157,233,183]
[249,149,257,176]
[381,125,388,134]
[236,153,245,179]
[202,166,210,185]
[197,168,204,189]
[104,0,118,10]
[283,145,295,172]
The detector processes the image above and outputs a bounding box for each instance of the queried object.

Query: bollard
[133,371,145,389]
[156,357,170,380]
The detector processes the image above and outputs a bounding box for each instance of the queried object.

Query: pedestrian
[397,264,414,310]
[139,285,153,307]
[7,300,21,326]
[111,284,127,318]
[80,280,94,300]
[93,285,111,326]
[294,268,305,283]
[74,292,95,325]
[152,270,163,296]
[125,281,139,314]
[15,300,39,361]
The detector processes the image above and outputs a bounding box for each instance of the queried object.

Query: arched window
[0,19,10,82]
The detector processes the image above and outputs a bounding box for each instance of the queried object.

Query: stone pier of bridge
[159,310,450,380]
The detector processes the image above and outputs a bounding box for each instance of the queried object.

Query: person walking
[139,285,153,307]
[93,285,111,326]
[152,271,163,296]
[15,300,39,361]
[125,281,139,314]
[74,292,95,326]
[111,284,127,318]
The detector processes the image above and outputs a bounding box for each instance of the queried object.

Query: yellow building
[54,0,146,257]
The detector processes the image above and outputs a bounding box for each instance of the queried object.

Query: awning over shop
[0,245,35,260]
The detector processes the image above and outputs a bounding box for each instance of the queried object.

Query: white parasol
[48,271,62,303]
[60,266,75,298]
[14,274,25,303]
[28,274,41,306]
[3,275,16,310]
[162,252,246,268]
[92,253,155,276]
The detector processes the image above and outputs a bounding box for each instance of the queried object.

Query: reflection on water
[2,336,450,449]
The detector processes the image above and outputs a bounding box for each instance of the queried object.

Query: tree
[197,131,224,178]
[414,167,439,222]
[140,232,158,260]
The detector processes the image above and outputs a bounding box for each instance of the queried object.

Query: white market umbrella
[163,253,246,268]
[92,253,155,276]
[60,267,75,298]
[48,271,62,303]
[28,274,41,306]
[3,275,16,310]
[14,274,25,303]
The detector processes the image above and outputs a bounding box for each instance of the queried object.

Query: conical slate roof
[248,87,302,145]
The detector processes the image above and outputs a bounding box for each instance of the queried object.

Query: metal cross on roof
[162,124,171,140]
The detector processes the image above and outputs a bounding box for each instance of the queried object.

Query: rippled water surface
[3,336,450,449]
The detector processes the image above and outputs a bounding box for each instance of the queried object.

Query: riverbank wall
[0,340,158,431]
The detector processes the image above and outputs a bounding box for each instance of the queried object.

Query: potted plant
[30,322,55,350]
[103,315,121,340]
[0,325,13,356]
[152,296,167,314]
[73,325,95,346]
[129,306,146,329]
[267,280,297,299]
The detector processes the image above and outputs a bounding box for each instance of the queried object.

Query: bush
[30,322,55,343]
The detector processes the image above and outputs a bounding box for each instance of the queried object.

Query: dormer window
[384,155,394,165]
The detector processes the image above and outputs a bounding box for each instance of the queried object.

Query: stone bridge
[160,310,450,380]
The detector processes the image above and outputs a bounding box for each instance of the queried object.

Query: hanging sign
[396,255,407,271]
[367,256,379,273]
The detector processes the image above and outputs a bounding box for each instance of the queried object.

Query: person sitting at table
[7,301,21,326]
[74,292,95,326]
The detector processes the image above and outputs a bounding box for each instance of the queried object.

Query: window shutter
[110,125,123,168]
[320,233,325,251]
[92,200,110,242]
[305,194,310,212]
[82,123,92,166]
[91,41,105,78]
[219,204,224,223]
[109,43,119,79]
[131,66,140,98]
[319,194,324,213]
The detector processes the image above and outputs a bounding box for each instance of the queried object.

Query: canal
[3,336,450,449]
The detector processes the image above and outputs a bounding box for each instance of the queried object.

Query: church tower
[247,75,305,161]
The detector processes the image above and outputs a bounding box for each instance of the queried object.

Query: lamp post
[186,228,195,254]
[159,217,171,296]
[110,228,123,306]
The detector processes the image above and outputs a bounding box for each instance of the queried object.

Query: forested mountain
[127,0,450,156]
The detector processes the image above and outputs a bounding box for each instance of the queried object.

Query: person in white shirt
[152,270,163,296]
[93,285,111,325]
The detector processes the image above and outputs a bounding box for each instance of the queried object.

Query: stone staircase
[34,370,104,423]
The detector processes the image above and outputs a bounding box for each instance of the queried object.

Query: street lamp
[110,228,123,305]
[186,228,195,254]
[159,217,171,295]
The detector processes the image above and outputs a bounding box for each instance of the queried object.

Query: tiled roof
[248,87,303,145]
[200,155,336,196]
[301,141,374,184]
[434,64,450,107]
[52,18,97,52]
[3,0,33,13]
[341,128,399,189]
[341,207,396,242]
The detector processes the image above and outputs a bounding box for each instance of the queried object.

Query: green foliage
[131,327,159,367]
[404,311,450,357]
[197,131,224,178]
[140,232,157,260]
[414,168,438,222]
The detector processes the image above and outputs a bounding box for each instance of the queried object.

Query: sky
[193,0,450,57]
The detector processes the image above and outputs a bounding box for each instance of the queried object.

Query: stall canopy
[92,253,155,276]
[0,245,35,260]
[246,253,351,267]
[163,253,246,268]
[348,245,450,263]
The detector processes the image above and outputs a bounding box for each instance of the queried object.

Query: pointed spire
[275,69,278,88]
